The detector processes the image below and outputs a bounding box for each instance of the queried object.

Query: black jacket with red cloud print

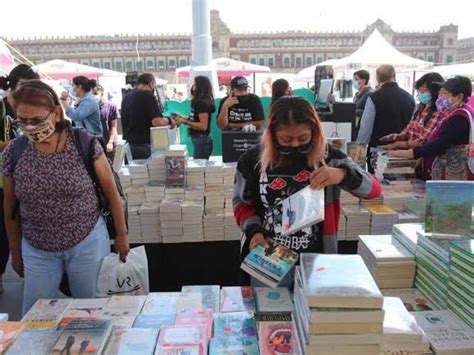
[233,144,381,260]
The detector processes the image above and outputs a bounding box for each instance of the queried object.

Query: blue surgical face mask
[352,80,360,90]
[417,92,431,105]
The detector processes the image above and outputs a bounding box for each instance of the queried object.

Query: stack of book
[447,240,474,328]
[129,160,150,187]
[340,189,359,206]
[381,297,430,354]
[118,167,132,190]
[382,190,413,211]
[165,186,185,200]
[160,199,183,243]
[404,195,426,219]
[182,285,221,313]
[392,222,423,255]
[397,211,421,224]
[128,206,142,242]
[359,195,384,207]
[415,232,450,309]
[205,160,225,214]
[382,288,435,312]
[186,159,206,188]
[358,235,416,289]
[223,163,236,213]
[165,144,187,187]
[185,188,205,203]
[182,200,204,242]
[220,287,255,313]
[224,212,240,241]
[412,310,474,354]
[145,183,165,204]
[367,205,399,235]
[204,214,225,241]
[138,203,161,243]
[293,254,384,355]
[126,186,146,206]
[147,154,166,183]
[341,205,371,241]
[211,312,258,354]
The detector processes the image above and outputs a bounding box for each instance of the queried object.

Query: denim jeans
[21,217,110,315]
[192,135,213,160]
[130,144,151,160]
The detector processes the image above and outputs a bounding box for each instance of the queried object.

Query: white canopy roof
[0,39,15,75]
[176,57,270,78]
[295,59,342,82]
[34,59,126,80]
[434,62,474,78]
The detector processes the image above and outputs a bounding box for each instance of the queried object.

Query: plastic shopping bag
[96,246,149,297]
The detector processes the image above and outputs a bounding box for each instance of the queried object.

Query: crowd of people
[0,61,473,315]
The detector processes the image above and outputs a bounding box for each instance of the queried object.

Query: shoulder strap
[11,136,29,171]
[72,127,96,180]
[456,108,474,145]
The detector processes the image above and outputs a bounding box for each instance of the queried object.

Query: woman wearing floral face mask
[391,76,474,180]
[234,96,381,287]
[380,72,445,150]
[2,80,129,315]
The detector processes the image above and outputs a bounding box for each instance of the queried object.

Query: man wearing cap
[217,76,265,130]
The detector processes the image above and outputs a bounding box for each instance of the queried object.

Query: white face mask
[19,119,56,143]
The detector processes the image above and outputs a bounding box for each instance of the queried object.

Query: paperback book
[209,336,259,355]
[255,287,294,315]
[117,328,159,355]
[241,240,298,288]
[175,309,214,340]
[181,285,220,313]
[50,319,112,355]
[22,298,72,328]
[281,186,325,236]
[219,286,255,313]
[4,328,61,355]
[141,293,180,315]
[133,314,176,329]
[155,325,206,355]
[257,320,293,355]
[213,312,257,338]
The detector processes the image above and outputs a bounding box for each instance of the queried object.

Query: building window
[115,61,123,71]
[147,59,155,69]
[447,55,453,63]
[104,62,111,69]
[306,56,313,66]
[259,57,265,66]
[448,38,454,45]
[92,61,100,68]
[418,56,424,60]
[295,57,302,67]
[427,55,434,62]
[250,57,257,64]
[179,58,187,67]
[125,60,133,71]
[158,59,165,70]
[317,56,323,63]
[284,57,291,67]
[169,59,176,68]
[268,57,274,66]
[136,60,143,71]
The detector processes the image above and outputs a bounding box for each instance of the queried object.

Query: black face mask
[277,141,313,157]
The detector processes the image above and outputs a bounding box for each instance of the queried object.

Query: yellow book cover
[366,205,397,215]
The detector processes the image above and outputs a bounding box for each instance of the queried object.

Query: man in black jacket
[357,64,415,148]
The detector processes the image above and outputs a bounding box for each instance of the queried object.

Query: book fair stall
[2,128,474,354]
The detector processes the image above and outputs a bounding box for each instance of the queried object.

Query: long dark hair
[12,80,71,132]
[192,76,215,112]
[72,75,94,92]
[415,72,444,112]
[0,64,40,91]
[271,79,290,106]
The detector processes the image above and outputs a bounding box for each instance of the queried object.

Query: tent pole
[253,72,256,94]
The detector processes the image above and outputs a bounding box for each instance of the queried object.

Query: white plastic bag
[96,246,149,297]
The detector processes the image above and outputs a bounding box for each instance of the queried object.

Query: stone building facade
[5,10,470,81]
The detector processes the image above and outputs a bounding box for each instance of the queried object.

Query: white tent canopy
[434,62,474,79]
[34,59,126,80]
[176,57,270,78]
[295,59,342,83]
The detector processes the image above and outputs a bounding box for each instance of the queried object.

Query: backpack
[11,127,128,239]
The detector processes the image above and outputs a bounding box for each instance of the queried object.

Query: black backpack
[11,127,128,239]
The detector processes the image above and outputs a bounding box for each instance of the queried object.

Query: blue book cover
[133,314,176,329]
[5,328,61,355]
[255,287,294,314]
[209,336,259,355]
[425,181,474,237]
[213,312,257,338]
[117,328,159,355]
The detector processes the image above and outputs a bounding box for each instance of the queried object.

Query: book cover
[99,296,146,319]
[22,298,72,327]
[175,309,213,340]
[181,285,220,313]
[220,287,255,313]
[60,299,109,326]
[213,312,257,338]
[381,288,434,312]
[300,253,383,309]
[141,293,181,315]
[257,321,293,355]
[4,328,61,355]
[133,314,176,330]
[425,181,474,237]
[50,319,112,355]
[155,344,202,355]
[382,297,424,344]
[165,157,186,186]
[175,293,203,313]
[241,241,298,287]
[0,322,25,354]
[209,336,259,355]
[117,328,159,355]
[155,325,206,355]
[281,186,325,236]
[255,287,294,314]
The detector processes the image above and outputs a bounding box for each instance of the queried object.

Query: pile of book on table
[366,205,399,235]
[1,285,305,354]
[293,254,432,355]
[339,205,371,241]
[392,222,423,256]
[358,234,416,289]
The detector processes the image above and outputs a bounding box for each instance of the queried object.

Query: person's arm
[0,141,8,151]
[107,119,118,153]
[413,115,470,159]
[356,97,376,144]
[217,97,238,129]
[64,98,97,122]
[233,150,268,251]
[93,152,130,261]
[177,112,209,131]
[248,96,265,129]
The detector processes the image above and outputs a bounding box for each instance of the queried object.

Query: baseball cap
[231,76,250,89]
[432,76,472,98]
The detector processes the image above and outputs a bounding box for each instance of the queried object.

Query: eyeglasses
[16,109,55,126]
